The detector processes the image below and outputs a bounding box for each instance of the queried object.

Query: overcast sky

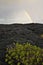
[0,0,43,24]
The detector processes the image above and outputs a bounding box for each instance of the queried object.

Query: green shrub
[5,42,43,65]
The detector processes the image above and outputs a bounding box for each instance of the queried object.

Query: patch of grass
[5,42,43,65]
[40,34,43,38]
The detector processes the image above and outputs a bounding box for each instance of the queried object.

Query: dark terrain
[0,23,43,65]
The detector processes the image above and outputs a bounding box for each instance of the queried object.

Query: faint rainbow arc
[24,10,33,23]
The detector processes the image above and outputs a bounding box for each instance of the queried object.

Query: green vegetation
[40,34,43,38]
[5,42,43,65]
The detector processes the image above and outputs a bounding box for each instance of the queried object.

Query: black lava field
[0,23,43,65]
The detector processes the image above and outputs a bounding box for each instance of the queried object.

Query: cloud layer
[0,0,43,24]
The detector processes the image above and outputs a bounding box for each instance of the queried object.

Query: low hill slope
[0,23,43,65]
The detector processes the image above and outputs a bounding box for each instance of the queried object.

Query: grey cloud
[0,0,43,24]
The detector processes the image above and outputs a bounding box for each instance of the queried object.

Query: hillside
[0,23,43,65]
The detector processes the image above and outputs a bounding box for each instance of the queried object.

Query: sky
[0,0,43,24]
